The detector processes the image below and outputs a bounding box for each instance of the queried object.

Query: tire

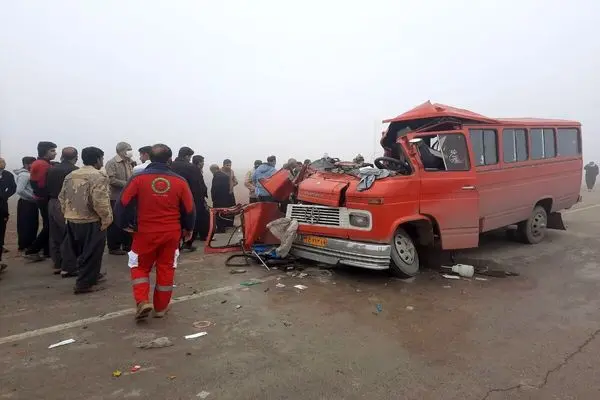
[517,205,548,244]
[390,228,420,278]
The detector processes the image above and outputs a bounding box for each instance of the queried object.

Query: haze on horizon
[1,0,599,170]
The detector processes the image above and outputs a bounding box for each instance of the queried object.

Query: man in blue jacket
[252,155,277,202]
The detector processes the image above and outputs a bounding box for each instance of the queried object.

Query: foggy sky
[1,0,599,169]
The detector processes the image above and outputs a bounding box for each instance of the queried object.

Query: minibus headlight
[349,213,370,228]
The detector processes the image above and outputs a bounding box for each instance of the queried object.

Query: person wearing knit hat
[104,141,134,255]
[24,141,57,262]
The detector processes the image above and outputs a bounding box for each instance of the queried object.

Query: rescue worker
[584,161,599,191]
[59,147,113,294]
[46,147,78,276]
[105,142,134,255]
[25,141,57,261]
[114,144,195,320]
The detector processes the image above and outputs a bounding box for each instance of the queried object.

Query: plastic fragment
[406,306,414,311]
[442,274,461,280]
[294,284,307,290]
[185,332,207,340]
[276,283,286,288]
[197,391,211,399]
[112,370,122,377]
[48,338,75,349]
[131,365,141,372]
[240,281,261,287]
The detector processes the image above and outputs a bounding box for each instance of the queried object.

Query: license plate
[303,235,328,248]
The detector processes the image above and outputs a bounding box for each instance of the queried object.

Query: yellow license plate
[303,236,328,247]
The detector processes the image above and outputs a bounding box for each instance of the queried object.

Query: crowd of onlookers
[0,140,309,289]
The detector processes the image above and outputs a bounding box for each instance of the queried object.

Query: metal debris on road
[276,283,286,288]
[375,304,383,314]
[112,370,122,377]
[184,332,207,340]
[235,305,242,309]
[442,274,461,280]
[229,269,247,274]
[192,321,212,329]
[406,306,414,311]
[240,280,261,287]
[137,336,173,349]
[131,365,141,372]
[197,391,211,399]
[475,277,489,281]
[294,284,308,290]
[48,338,75,349]
[297,272,308,278]
[282,320,292,327]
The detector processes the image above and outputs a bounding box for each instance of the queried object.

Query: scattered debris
[294,284,308,290]
[443,285,452,289]
[319,269,333,277]
[298,272,308,278]
[264,287,270,293]
[185,332,207,340]
[112,370,122,377]
[282,320,292,327]
[235,305,242,309]
[197,391,211,399]
[186,352,192,356]
[221,300,227,304]
[356,289,362,293]
[240,281,261,287]
[192,321,212,329]
[475,277,489,281]
[137,336,173,349]
[168,375,177,380]
[229,269,247,274]
[406,306,414,311]
[131,365,141,373]
[442,274,461,280]
[442,264,475,278]
[286,266,295,271]
[375,304,383,314]
[276,283,286,288]
[48,338,75,349]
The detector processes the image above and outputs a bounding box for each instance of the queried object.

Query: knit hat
[116,142,131,153]
[37,141,57,158]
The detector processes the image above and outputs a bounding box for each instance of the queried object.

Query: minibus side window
[557,128,581,156]
[531,128,556,159]
[503,129,528,163]
[416,134,470,171]
[469,129,498,166]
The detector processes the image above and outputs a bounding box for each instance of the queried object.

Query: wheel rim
[394,233,416,265]
[531,211,547,238]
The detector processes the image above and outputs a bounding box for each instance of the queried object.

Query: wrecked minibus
[207,102,583,278]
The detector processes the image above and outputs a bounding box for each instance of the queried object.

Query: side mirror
[408,138,422,144]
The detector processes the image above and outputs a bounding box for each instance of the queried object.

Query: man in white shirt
[133,146,152,174]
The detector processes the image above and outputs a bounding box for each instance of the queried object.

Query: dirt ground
[2,190,600,400]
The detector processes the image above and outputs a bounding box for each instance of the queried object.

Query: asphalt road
[2,191,600,400]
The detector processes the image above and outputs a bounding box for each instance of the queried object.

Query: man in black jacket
[170,147,204,251]
[0,158,17,272]
[192,155,209,241]
[46,147,79,276]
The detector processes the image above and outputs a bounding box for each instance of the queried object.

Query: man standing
[0,158,17,271]
[244,160,262,203]
[25,141,57,261]
[192,155,209,241]
[14,157,39,254]
[133,146,152,174]
[59,147,112,294]
[105,142,133,255]
[584,162,599,192]
[46,147,78,276]
[209,164,233,233]
[253,156,277,202]
[114,144,195,320]
[171,147,204,250]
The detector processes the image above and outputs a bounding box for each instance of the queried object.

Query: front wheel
[390,228,420,278]
[517,205,548,244]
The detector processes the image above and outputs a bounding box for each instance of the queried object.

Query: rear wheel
[517,205,548,244]
[390,228,420,278]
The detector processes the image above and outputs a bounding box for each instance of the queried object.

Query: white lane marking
[0,276,275,346]
[565,203,600,215]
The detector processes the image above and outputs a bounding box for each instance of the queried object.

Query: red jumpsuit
[114,163,195,312]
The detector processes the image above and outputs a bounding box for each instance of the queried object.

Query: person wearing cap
[105,142,134,255]
[25,141,57,261]
[245,160,262,203]
[133,146,152,174]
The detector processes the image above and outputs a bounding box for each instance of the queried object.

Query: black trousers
[195,201,210,241]
[48,199,77,272]
[65,221,106,290]
[107,200,132,251]
[0,214,6,263]
[17,199,39,251]
[26,199,49,256]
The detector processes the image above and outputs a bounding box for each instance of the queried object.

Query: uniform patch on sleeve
[127,251,139,268]
[173,249,180,269]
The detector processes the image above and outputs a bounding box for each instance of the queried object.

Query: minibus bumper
[290,235,391,270]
